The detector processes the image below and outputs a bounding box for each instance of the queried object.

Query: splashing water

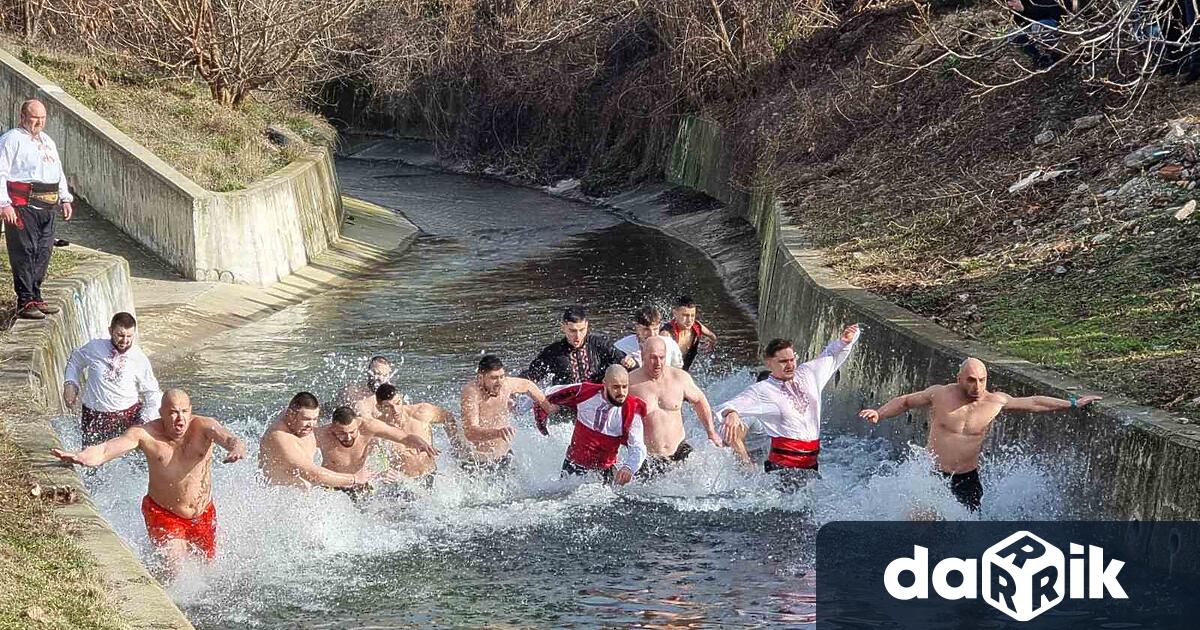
[55,160,1070,628]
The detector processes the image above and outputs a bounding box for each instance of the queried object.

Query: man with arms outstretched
[859,357,1101,511]
[51,389,246,574]
[629,336,722,479]
[258,391,376,489]
[316,405,438,501]
[460,354,557,472]
[719,324,860,487]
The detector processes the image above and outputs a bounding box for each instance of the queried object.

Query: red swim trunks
[140,495,217,559]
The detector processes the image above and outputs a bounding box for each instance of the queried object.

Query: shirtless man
[536,365,647,486]
[335,355,395,417]
[859,357,1101,511]
[460,354,557,472]
[315,405,438,501]
[628,337,722,479]
[662,295,718,372]
[51,389,246,574]
[374,383,456,488]
[258,391,375,489]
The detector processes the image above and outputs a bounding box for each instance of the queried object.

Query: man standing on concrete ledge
[0,99,73,320]
[719,324,860,488]
[50,389,247,575]
[859,357,1101,511]
[64,312,162,446]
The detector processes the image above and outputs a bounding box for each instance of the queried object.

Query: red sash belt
[768,437,820,470]
[7,181,59,209]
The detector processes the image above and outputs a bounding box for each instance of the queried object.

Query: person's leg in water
[940,469,984,512]
[764,460,820,492]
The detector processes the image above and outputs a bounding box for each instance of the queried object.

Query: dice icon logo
[982,530,1065,621]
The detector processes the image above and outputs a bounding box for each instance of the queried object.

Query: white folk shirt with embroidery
[548,384,649,473]
[717,332,858,441]
[0,127,73,205]
[613,334,685,369]
[64,338,161,418]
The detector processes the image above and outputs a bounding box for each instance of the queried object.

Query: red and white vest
[539,383,647,469]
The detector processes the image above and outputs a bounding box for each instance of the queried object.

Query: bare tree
[114,0,363,107]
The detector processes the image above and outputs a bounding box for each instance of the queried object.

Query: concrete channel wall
[0,248,194,629]
[665,115,1200,521]
[0,48,342,285]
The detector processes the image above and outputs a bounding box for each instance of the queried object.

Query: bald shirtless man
[628,337,722,479]
[460,354,557,473]
[859,357,1101,511]
[51,389,246,574]
[258,391,375,489]
[374,383,456,489]
[316,405,438,501]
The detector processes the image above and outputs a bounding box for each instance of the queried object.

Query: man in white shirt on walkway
[64,312,162,446]
[0,99,74,320]
[719,324,860,488]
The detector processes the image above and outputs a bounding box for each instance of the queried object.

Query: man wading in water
[662,296,718,372]
[259,392,376,489]
[373,383,458,490]
[460,354,558,473]
[51,389,246,575]
[335,355,396,418]
[628,336,722,479]
[859,357,1101,511]
[719,324,860,488]
[315,405,438,502]
[538,365,647,485]
[524,305,634,386]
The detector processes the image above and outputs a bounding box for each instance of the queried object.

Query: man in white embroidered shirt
[0,99,74,320]
[719,324,860,487]
[64,312,162,446]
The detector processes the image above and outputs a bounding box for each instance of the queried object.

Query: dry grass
[4,40,335,192]
[0,417,125,630]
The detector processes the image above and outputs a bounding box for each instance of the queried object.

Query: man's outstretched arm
[202,417,247,463]
[368,418,440,458]
[1003,393,1102,413]
[860,386,938,423]
[51,428,142,467]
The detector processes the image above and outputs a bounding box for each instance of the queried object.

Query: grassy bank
[3,41,335,192]
[0,246,83,330]
[0,416,125,630]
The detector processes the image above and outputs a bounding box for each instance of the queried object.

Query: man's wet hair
[368,355,391,369]
[332,406,357,425]
[110,312,137,329]
[375,383,399,403]
[562,305,588,324]
[633,304,662,327]
[763,338,794,359]
[674,295,697,309]
[478,354,504,373]
[756,370,771,382]
[289,391,319,410]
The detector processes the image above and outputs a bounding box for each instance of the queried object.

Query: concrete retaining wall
[666,115,1200,520]
[0,248,194,629]
[0,48,341,285]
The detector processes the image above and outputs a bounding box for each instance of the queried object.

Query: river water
[58,159,1069,628]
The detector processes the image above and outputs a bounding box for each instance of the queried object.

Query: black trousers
[4,204,56,306]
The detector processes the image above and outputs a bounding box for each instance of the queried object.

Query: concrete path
[56,196,417,360]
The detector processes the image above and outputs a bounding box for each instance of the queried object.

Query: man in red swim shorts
[52,389,246,575]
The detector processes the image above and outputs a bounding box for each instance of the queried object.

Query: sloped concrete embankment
[0,249,194,629]
[0,48,340,286]
[665,115,1200,520]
